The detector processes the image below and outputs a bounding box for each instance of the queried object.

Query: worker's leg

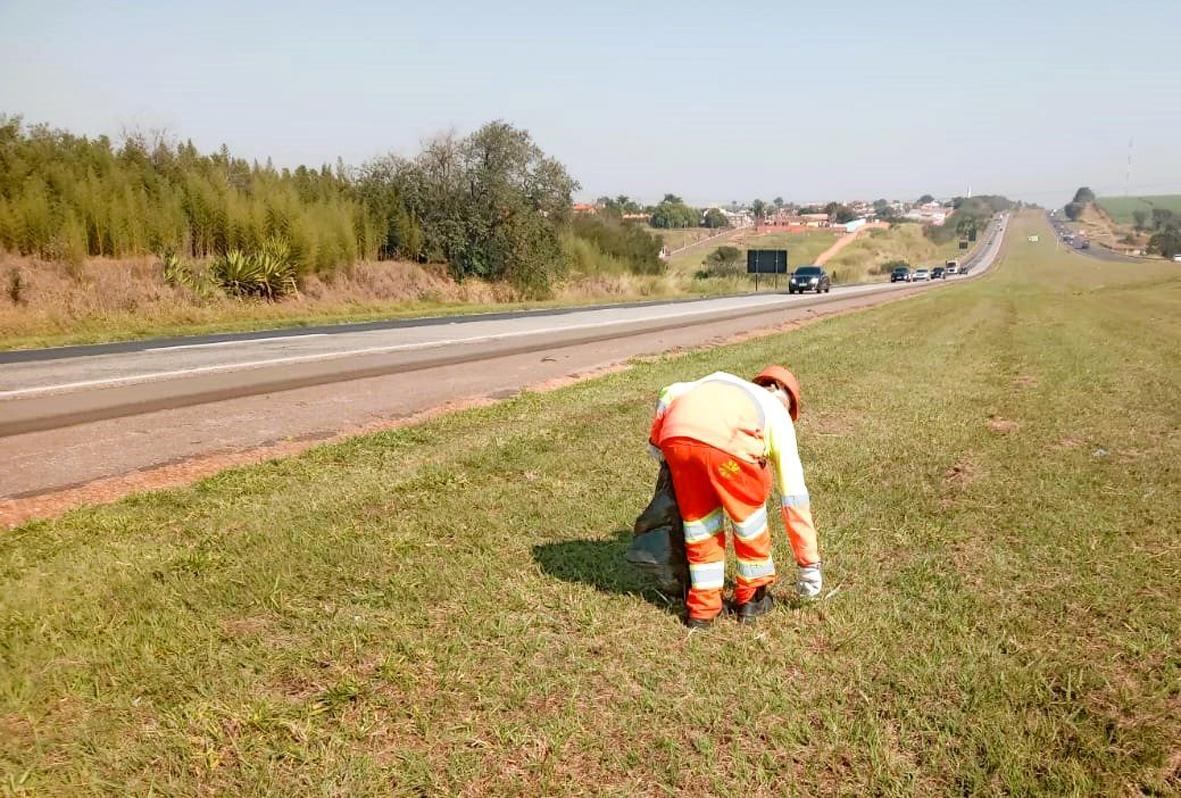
[708,449,775,606]
[661,439,727,620]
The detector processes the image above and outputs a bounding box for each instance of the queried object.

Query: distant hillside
[1097,195,1181,225]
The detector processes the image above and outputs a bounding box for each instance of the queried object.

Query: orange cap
[752,365,802,421]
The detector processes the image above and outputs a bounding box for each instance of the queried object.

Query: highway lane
[1044,212,1142,263]
[0,214,1007,438]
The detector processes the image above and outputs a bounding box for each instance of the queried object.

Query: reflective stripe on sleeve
[688,560,725,590]
[781,493,810,508]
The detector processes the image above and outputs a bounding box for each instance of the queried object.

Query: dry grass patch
[986,415,1021,434]
[807,413,863,437]
[0,253,743,350]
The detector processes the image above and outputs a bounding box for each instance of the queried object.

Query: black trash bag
[625,462,689,596]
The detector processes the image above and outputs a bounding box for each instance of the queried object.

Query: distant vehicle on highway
[788,265,830,294]
[1174,254,1181,263]
[931,266,946,279]
[1076,239,1090,250]
[890,266,912,283]
[945,260,959,274]
[913,268,930,281]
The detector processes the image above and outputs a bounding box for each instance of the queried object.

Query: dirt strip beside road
[815,222,889,265]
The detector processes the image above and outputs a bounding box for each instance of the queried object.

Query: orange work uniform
[649,371,819,620]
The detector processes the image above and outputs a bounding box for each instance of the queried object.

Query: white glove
[796,564,822,598]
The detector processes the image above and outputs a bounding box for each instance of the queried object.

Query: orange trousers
[661,437,776,620]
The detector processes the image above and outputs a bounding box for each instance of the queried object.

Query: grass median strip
[1,213,1179,795]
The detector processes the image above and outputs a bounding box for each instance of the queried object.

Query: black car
[890,266,911,283]
[931,266,946,279]
[788,265,830,294]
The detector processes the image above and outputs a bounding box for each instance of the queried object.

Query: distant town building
[800,213,831,227]
[718,207,753,227]
[903,203,948,226]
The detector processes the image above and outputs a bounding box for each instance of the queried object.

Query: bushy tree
[824,201,857,224]
[918,194,935,204]
[1132,209,1149,231]
[649,194,699,229]
[1150,208,1175,231]
[1072,186,1096,204]
[570,214,663,274]
[595,195,641,217]
[1146,209,1180,257]
[700,245,742,277]
[925,195,1014,243]
[1148,227,1181,258]
[1064,202,1084,221]
[873,198,898,221]
[702,207,728,229]
[362,121,578,294]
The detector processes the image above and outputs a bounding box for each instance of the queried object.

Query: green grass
[2,212,1180,795]
[1097,194,1181,224]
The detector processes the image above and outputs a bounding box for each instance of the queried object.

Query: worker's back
[653,377,767,463]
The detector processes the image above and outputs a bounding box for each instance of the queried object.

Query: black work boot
[684,614,716,630]
[737,586,775,624]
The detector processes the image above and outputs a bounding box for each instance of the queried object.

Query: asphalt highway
[0,214,1007,438]
[1045,212,1142,263]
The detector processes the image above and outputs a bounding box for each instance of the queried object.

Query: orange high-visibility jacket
[649,371,820,565]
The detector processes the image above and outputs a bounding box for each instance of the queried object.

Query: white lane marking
[0,285,896,399]
[144,333,328,352]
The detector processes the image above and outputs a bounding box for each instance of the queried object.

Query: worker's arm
[647,379,697,460]
[763,402,820,567]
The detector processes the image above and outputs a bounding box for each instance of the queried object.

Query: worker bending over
[649,366,821,628]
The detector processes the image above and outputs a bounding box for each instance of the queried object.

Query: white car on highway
[912,269,930,281]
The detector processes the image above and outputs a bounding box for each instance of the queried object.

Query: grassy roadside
[643,226,722,252]
[0,261,748,352]
[822,223,963,281]
[1098,194,1181,224]
[664,229,837,275]
[2,212,1179,794]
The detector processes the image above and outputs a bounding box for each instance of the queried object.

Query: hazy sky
[2,0,1179,205]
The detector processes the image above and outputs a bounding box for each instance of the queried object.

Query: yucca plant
[211,250,263,298]
[159,250,216,298]
[210,242,298,300]
[160,251,188,287]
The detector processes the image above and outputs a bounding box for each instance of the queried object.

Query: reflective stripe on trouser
[661,437,776,620]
